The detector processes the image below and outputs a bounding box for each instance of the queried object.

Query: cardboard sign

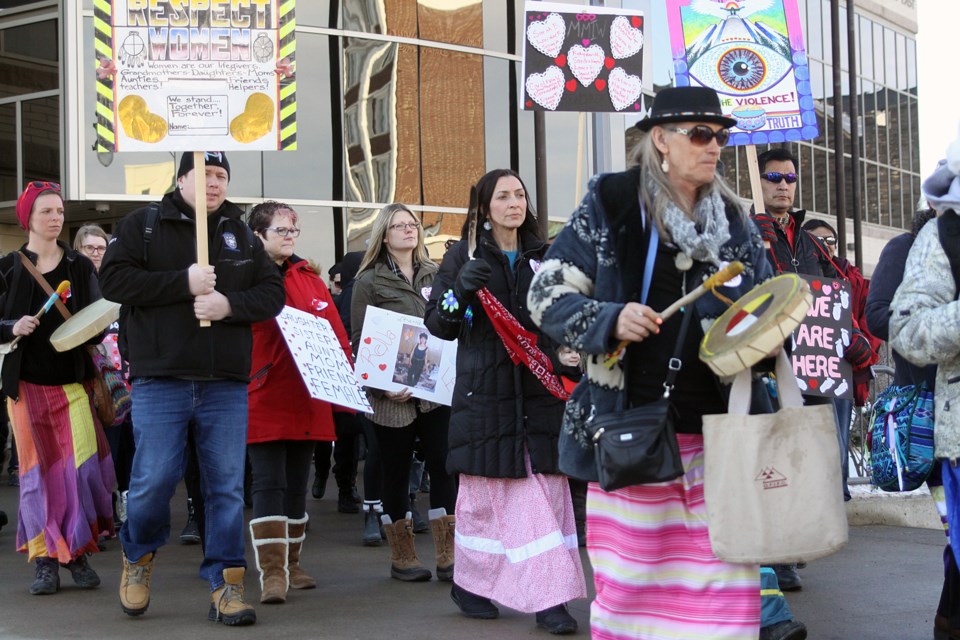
[665,0,818,145]
[522,1,646,113]
[276,306,371,413]
[355,307,457,406]
[93,0,297,152]
[791,276,852,399]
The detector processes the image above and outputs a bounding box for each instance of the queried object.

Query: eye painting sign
[522,1,646,113]
[93,0,297,152]
[665,0,818,145]
[275,306,372,413]
[790,276,852,399]
[355,307,458,407]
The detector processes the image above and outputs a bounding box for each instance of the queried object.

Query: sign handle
[193,151,211,328]
[744,145,769,249]
[575,112,585,208]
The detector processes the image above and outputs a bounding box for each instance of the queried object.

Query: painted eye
[688,43,792,95]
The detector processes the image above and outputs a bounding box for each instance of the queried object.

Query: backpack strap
[142,203,161,264]
[937,210,960,300]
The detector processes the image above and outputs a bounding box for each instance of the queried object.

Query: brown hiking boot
[287,516,317,590]
[382,514,432,582]
[209,567,256,626]
[429,508,455,582]
[249,516,288,604]
[119,552,155,616]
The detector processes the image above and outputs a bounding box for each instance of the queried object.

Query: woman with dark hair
[245,200,353,604]
[425,169,585,634]
[406,333,429,386]
[351,203,456,582]
[0,181,115,595]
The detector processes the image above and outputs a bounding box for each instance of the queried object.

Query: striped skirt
[588,433,759,640]
[454,457,586,612]
[9,381,116,562]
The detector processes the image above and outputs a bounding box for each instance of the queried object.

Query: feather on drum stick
[604,262,744,369]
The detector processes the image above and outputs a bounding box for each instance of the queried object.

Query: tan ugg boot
[428,508,455,582]
[287,515,317,590]
[249,516,289,604]
[209,567,257,625]
[119,552,155,616]
[381,513,432,582]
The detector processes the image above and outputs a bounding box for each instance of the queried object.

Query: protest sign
[93,0,297,152]
[791,275,852,399]
[665,0,818,145]
[355,307,457,406]
[522,1,646,113]
[276,306,371,413]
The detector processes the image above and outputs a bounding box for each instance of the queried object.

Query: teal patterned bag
[869,383,935,492]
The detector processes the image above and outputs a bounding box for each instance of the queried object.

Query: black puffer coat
[752,209,837,277]
[425,229,565,479]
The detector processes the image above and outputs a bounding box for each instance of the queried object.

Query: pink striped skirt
[588,433,759,639]
[454,461,586,612]
[9,381,116,562]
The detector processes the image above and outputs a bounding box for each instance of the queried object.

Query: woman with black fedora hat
[529,86,777,639]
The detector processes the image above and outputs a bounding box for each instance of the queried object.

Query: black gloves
[454,259,492,300]
[752,213,780,245]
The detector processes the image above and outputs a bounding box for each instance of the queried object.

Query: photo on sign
[665,0,818,145]
[393,325,445,392]
[521,1,646,113]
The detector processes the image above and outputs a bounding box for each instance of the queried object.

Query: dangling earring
[483,220,492,231]
[661,157,670,173]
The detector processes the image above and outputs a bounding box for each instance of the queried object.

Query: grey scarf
[653,182,730,267]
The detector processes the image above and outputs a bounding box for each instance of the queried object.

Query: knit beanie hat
[177,151,230,181]
[15,180,61,230]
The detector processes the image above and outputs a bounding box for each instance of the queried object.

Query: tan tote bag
[702,351,848,564]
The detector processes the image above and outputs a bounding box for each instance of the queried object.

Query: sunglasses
[760,172,799,184]
[818,236,838,246]
[29,180,61,191]
[665,125,730,146]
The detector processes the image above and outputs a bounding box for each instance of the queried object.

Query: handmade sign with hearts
[275,306,371,412]
[526,12,566,58]
[608,67,643,111]
[610,15,644,59]
[355,306,458,406]
[790,276,852,400]
[567,44,605,87]
[525,66,565,111]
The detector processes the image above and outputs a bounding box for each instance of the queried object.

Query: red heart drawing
[378,364,387,371]
[631,16,642,28]
[555,54,567,67]
[525,100,532,108]
[809,378,819,389]
[604,57,614,69]
[811,280,822,291]
[360,373,369,380]
[595,79,607,91]
[363,337,372,344]
[565,79,577,92]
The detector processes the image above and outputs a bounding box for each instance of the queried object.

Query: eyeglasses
[388,222,421,232]
[265,226,301,238]
[818,236,838,246]
[665,125,730,146]
[760,172,799,184]
[81,244,107,255]
[29,180,61,191]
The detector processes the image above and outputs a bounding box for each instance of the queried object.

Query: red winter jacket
[247,257,354,443]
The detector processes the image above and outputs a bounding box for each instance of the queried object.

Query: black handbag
[589,283,694,492]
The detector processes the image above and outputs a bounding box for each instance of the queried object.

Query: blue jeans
[834,397,853,501]
[120,378,248,591]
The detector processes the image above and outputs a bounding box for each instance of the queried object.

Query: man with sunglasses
[99,151,284,627]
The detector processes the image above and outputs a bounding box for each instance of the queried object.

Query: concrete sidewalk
[0,478,947,640]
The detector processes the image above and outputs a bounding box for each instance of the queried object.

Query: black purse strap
[662,300,695,398]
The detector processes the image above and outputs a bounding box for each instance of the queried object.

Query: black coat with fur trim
[425,229,566,479]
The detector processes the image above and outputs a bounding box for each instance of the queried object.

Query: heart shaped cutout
[360,373,369,380]
[631,15,642,28]
[378,364,387,371]
[526,12,565,58]
[525,66,565,110]
[610,16,644,60]
[363,337,372,344]
[604,57,615,70]
[567,44,605,87]
[595,79,607,91]
[554,53,567,67]
[607,67,643,111]
[565,78,578,92]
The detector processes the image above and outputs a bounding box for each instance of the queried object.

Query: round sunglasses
[760,172,799,184]
[664,125,730,147]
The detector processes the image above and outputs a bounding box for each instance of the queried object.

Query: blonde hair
[357,203,430,275]
[630,128,745,240]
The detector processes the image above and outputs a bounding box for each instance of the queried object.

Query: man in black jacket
[100,152,284,627]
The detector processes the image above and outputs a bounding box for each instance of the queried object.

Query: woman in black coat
[425,169,585,634]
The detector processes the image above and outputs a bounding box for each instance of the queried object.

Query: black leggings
[248,440,315,519]
[360,414,382,502]
[373,406,455,522]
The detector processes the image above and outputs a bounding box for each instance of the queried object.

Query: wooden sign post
[192,152,210,327]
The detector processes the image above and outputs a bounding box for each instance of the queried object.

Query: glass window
[483,57,514,173]
[858,16,872,79]
[296,1,333,28]
[836,6,847,71]
[815,148,830,215]
[797,143,814,213]
[907,96,920,173]
[878,166,891,227]
[896,33,907,92]
[417,0,483,48]
[0,19,59,99]
[872,23,884,85]
[884,28,896,89]
[807,0,823,60]
[21,97,59,184]
[875,88,889,168]
[864,162,878,225]
[0,103,15,202]
[906,38,917,91]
